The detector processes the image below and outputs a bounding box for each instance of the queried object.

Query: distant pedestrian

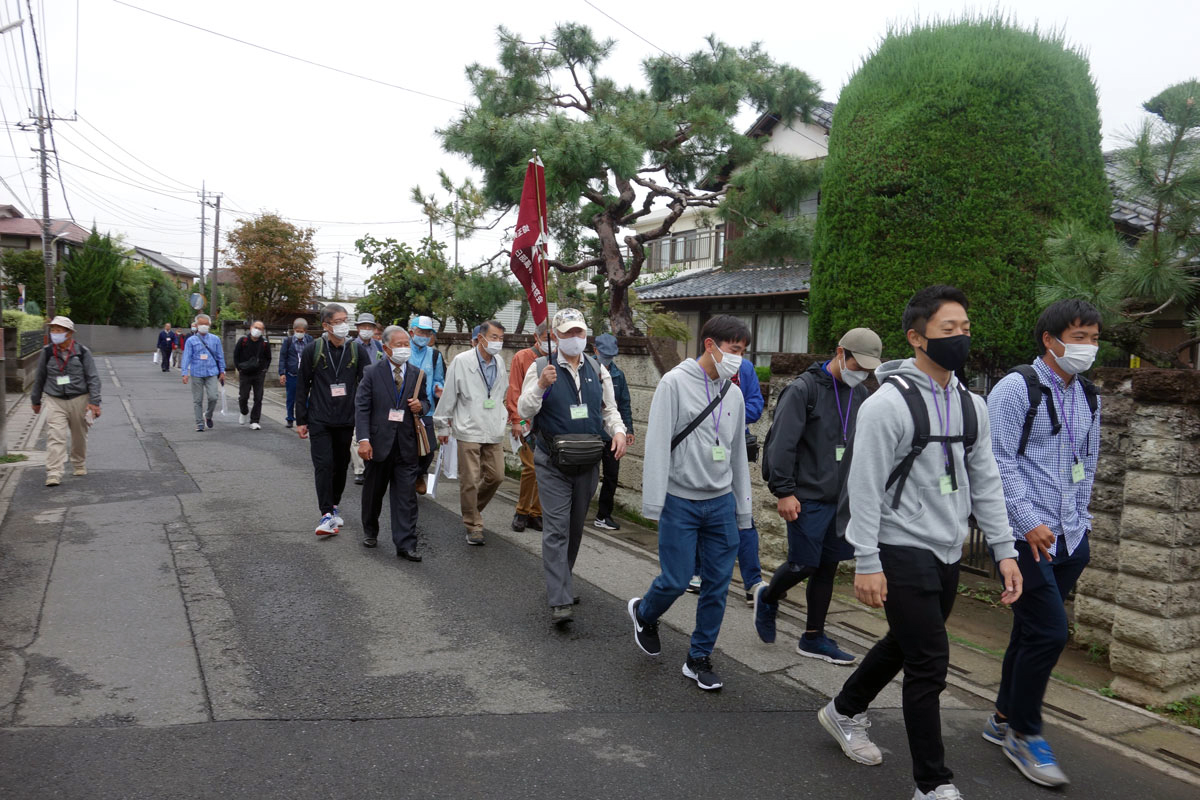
[295,303,369,536]
[355,325,429,561]
[408,314,446,489]
[31,316,102,487]
[233,320,272,430]
[754,327,883,666]
[435,320,508,546]
[351,313,386,484]
[156,323,177,372]
[627,315,752,691]
[591,333,633,532]
[278,318,312,429]
[517,309,628,625]
[171,327,184,369]
[504,322,548,533]
[180,313,226,432]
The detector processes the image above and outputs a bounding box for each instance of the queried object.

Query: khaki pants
[458,440,504,532]
[516,440,542,518]
[44,394,90,479]
[351,434,364,476]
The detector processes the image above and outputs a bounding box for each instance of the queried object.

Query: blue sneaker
[797,634,857,665]
[1003,730,1069,787]
[982,712,1009,745]
[753,583,777,643]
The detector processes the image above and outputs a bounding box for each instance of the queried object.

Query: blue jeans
[284,374,298,422]
[995,534,1090,735]
[641,492,739,660]
[694,524,762,588]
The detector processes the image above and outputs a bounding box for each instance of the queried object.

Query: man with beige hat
[31,316,103,487]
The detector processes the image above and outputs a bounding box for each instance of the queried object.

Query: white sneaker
[818,699,883,765]
[239,413,248,425]
[315,514,338,536]
[913,785,963,800]
[331,506,345,529]
[250,422,261,430]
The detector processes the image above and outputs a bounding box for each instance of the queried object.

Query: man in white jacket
[435,320,509,545]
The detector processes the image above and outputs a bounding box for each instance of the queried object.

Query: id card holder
[388,408,405,422]
[569,404,588,420]
[712,445,726,462]
[56,375,71,386]
[1071,461,1085,484]
[483,398,497,409]
[835,446,846,462]
[330,383,347,397]
[939,474,957,495]
[199,353,209,361]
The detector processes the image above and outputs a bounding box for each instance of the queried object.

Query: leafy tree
[355,236,455,328]
[63,227,125,324]
[1,248,57,309]
[411,170,494,267]
[147,268,185,327]
[227,213,317,321]
[440,24,821,334]
[1038,80,1200,365]
[718,152,823,267]
[446,269,514,331]
[111,261,153,327]
[809,17,1110,372]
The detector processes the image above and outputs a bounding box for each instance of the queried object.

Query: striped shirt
[986,358,1100,556]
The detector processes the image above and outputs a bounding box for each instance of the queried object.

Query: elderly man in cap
[355,312,386,363]
[408,314,445,486]
[518,308,628,624]
[278,318,313,429]
[31,316,102,486]
[592,333,633,531]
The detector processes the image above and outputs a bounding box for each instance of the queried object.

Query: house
[0,205,88,262]
[132,246,197,291]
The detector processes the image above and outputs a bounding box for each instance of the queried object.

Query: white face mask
[359,328,373,340]
[556,335,587,357]
[484,340,504,356]
[250,328,263,339]
[1054,339,1098,375]
[50,332,68,345]
[840,354,868,389]
[713,348,742,381]
[295,331,306,340]
[329,322,351,340]
[389,347,411,365]
[196,324,210,335]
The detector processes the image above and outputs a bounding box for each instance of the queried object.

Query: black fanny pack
[744,431,760,463]
[548,433,606,472]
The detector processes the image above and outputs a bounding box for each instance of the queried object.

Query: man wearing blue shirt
[409,315,446,483]
[180,313,227,432]
[278,318,313,429]
[983,299,1102,789]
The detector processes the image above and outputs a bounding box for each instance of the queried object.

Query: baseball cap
[552,308,587,334]
[471,324,482,340]
[356,312,377,326]
[49,315,75,331]
[409,315,435,332]
[594,333,618,357]
[839,327,883,370]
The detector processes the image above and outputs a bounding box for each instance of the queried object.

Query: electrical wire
[55,157,196,203]
[76,114,195,190]
[54,124,193,193]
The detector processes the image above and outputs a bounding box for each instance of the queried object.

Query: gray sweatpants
[191,375,220,426]
[534,447,600,608]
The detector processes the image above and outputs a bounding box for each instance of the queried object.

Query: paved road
[0,355,1194,799]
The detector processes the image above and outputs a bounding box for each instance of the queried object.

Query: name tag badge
[712,445,726,462]
[569,404,588,420]
[388,408,405,422]
[330,383,347,397]
[1071,462,1085,484]
[199,353,209,360]
[835,446,846,462]
[483,398,496,409]
[939,474,957,495]
[56,375,71,386]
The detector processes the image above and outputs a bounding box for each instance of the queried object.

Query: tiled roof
[0,217,89,243]
[1106,155,1157,233]
[745,100,835,137]
[133,246,197,277]
[635,264,811,301]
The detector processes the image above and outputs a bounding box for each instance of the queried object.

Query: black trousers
[308,422,354,515]
[238,371,266,422]
[361,443,421,552]
[159,346,172,371]
[596,445,620,519]
[835,544,959,793]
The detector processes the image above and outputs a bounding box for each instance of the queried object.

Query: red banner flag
[509,157,549,326]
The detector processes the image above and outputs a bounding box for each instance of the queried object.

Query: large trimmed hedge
[809,17,1110,371]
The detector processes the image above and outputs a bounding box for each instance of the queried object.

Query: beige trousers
[457,441,504,532]
[516,440,542,518]
[44,394,90,479]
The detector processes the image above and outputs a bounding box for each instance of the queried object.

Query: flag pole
[533,147,553,362]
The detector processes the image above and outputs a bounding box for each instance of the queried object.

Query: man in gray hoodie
[627,315,753,691]
[817,285,1022,800]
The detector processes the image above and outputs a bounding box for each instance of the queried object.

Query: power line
[112,1,465,107]
[54,123,193,193]
[56,157,195,202]
[76,113,195,190]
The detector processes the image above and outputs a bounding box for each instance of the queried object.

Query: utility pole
[317,271,326,297]
[209,194,222,318]
[198,181,207,296]
[36,93,54,320]
[334,252,341,301]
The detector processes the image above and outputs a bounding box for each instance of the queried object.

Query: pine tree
[63,228,124,324]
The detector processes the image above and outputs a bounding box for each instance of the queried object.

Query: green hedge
[2,309,44,332]
[810,16,1110,371]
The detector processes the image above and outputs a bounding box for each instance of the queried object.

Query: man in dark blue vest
[517,308,628,625]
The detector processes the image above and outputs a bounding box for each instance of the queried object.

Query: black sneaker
[627,597,660,656]
[511,513,528,532]
[683,656,723,691]
[205,417,214,429]
[286,420,294,429]
[527,516,543,532]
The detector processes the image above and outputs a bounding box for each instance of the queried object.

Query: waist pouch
[745,431,760,463]
[548,433,605,473]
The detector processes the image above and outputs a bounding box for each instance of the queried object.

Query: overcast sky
[2,0,1196,295]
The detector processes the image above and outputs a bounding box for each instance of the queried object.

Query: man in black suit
[355,325,430,561]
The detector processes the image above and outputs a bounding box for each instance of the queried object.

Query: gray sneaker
[550,605,574,625]
[466,530,485,546]
[818,699,882,765]
[1003,730,1069,787]
[912,785,964,800]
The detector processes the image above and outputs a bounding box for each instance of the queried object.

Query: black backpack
[1006,365,1098,456]
[883,374,978,510]
[761,371,819,484]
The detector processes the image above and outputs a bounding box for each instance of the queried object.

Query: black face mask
[921,334,971,372]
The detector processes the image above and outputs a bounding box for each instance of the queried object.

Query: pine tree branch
[1124,295,1176,319]
[548,256,605,273]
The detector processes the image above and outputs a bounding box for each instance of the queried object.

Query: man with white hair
[278,318,313,429]
[180,313,226,432]
[31,316,102,486]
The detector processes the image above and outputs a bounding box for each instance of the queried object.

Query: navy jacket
[279,333,313,377]
[355,358,432,463]
[157,330,178,351]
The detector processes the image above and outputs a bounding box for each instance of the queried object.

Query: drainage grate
[1043,702,1086,722]
[946,662,971,676]
[1157,748,1200,771]
[839,622,877,638]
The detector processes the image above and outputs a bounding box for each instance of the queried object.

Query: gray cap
[839,327,883,370]
[356,312,377,326]
[594,333,618,357]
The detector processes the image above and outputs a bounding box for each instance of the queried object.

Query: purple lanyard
[1052,379,1079,462]
[928,376,952,470]
[832,376,853,444]
[703,373,725,445]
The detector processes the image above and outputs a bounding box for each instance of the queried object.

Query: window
[708,309,808,368]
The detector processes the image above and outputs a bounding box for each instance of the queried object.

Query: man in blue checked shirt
[983,298,1102,789]
[180,313,227,432]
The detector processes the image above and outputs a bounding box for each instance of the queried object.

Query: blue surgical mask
[412,335,431,348]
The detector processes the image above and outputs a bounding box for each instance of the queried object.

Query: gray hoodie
[641,358,753,530]
[845,358,1017,574]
